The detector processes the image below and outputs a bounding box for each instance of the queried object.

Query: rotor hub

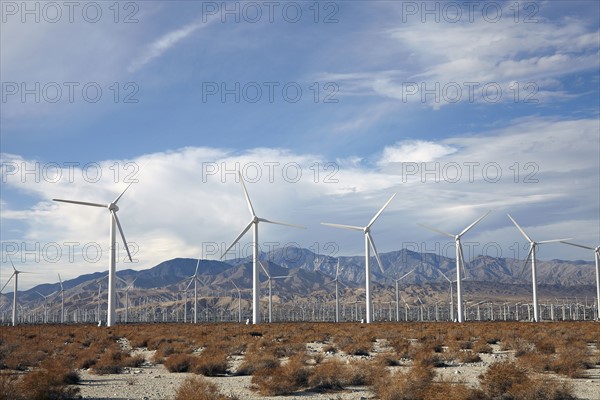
[108,203,119,212]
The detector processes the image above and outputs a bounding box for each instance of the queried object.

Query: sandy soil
[72,340,600,400]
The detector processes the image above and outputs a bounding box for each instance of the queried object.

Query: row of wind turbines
[3,173,599,327]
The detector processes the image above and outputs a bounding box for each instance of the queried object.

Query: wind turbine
[36,290,56,323]
[419,210,490,322]
[438,270,456,322]
[259,260,289,323]
[395,268,415,322]
[561,241,600,321]
[321,193,396,323]
[1,257,33,326]
[221,171,305,324]
[53,183,134,327]
[331,260,347,323]
[230,281,243,323]
[507,214,571,322]
[117,276,138,323]
[57,273,65,323]
[183,259,203,324]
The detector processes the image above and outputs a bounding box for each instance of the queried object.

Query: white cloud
[1,116,598,289]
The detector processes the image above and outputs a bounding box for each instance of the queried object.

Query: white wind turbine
[184,259,203,324]
[221,172,305,325]
[507,214,571,322]
[560,241,600,321]
[53,183,134,327]
[230,281,243,323]
[1,257,33,326]
[36,290,57,324]
[57,273,65,323]
[259,260,289,323]
[438,270,456,322]
[332,260,346,323]
[117,276,138,323]
[322,193,396,323]
[419,210,490,323]
[395,269,415,322]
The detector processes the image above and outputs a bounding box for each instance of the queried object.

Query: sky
[1,0,599,290]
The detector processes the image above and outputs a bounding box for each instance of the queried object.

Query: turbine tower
[419,210,490,322]
[1,257,33,326]
[221,172,304,324]
[322,193,396,323]
[53,183,134,327]
[507,214,571,322]
[561,241,600,321]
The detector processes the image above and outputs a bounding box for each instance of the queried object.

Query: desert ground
[1,322,599,400]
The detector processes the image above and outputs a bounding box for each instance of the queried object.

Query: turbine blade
[258,218,306,229]
[221,220,254,259]
[418,223,454,238]
[335,260,340,279]
[53,199,107,208]
[58,273,64,290]
[459,210,491,237]
[321,222,363,231]
[560,241,594,251]
[438,270,451,283]
[8,256,15,270]
[112,211,133,262]
[367,233,385,274]
[537,238,573,244]
[507,214,533,243]
[519,246,534,279]
[238,171,256,217]
[458,242,468,279]
[185,277,194,290]
[194,258,201,276]
[273,276,289,279]
[367,193,396,228]
[113,182,134,204]
[1,273,15,292]
[258,260,270,278]
[398,268,415,281]
[231,281,240,291]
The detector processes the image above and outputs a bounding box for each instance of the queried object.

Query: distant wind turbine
[438,270,456,322]
[221,171,305,324]
[1,257,33,326]
[419,210,490,322]
[322,193,396,323]
[507,214,571,322]
[58,273,65,323]
[231,281,243,323]
[53,183,134,327]
[259,260,289,323]
[118,276,138,323]
[561,241,600,321]
[395,268,415,322]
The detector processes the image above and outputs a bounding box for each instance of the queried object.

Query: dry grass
[174,376,238,400]
[0,322,597,399]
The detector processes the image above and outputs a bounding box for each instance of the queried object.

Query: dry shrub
[193,349,229,376]
[336,334,372,356]
[411,343,446,368]
[478,361,529,398]
[122,353,145,368]
[551,347,590,378]
[389,337,411,359]
[307,359,346,391]
[252,354,309,395]
[93,347,125,374]
[174,376,237,400]
[472,340,493,354]
[165,353,194,373]
[15,359,81,400]
[373,364,435,400]
[343,359,380,386]
[236,348,279,376]
[421,379,480,400]
[0,373,20,400]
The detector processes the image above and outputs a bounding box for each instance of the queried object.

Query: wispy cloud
[128,17,215,73]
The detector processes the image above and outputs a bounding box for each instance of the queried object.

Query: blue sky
[1,0,599,290]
